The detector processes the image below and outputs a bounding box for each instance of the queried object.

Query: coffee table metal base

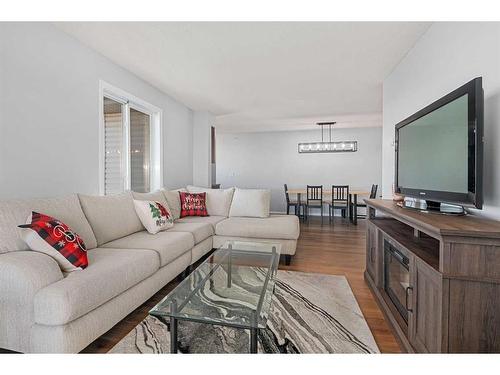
[170,316,178,354]
[250,326,258,353]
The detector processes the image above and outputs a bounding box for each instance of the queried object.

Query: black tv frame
[394,77,484,209]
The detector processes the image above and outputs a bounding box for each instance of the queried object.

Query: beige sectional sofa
[0,188,299,353]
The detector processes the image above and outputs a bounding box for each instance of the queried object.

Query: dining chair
[357,184,378,219]
[284,184,301,217]
[306,185,324,223]
[329,185,349,223]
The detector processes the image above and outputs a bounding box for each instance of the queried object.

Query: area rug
[110,270,379,354]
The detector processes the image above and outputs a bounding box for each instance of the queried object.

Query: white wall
[0,22,194,199]
[193,111,215,187]
[216,127,382,213]
[383,22,500,218]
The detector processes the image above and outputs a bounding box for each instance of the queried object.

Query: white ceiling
[55,22,431,133]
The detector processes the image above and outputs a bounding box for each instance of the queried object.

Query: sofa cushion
[34,247,159,326]
[229,188,271,218]
[161,189,186,220]
[168,221,213,245]
[101,230,194,266]
[175,215,227,230]
[78,192,143,246]
[215,215,299,240]
[186,186,235,217]
[132,190,169,208]
[0,194,97,254]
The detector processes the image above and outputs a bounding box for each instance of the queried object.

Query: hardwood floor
[287,216,401,353]
[82,216,401,353]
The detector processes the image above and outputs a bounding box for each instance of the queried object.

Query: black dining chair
[328,185,349,223]
[357,184,378,219]
[305,185,324,223]
[284,184,304,218]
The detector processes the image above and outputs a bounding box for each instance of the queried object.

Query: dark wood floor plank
[82,216,401,354]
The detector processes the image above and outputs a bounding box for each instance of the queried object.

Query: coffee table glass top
[149,240,281,329]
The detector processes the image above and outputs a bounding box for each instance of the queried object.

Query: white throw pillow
[133,200,174,234]
[187,186,235,217]
[229,188,271,218]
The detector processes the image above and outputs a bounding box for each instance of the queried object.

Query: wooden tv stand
[364,199,500,353]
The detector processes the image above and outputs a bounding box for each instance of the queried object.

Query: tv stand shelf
[370,218,440,271]
[364,199,500,353]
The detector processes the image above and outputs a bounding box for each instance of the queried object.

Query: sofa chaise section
[213,214,300,263]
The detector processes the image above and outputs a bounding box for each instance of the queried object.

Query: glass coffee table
[149,240,281,353]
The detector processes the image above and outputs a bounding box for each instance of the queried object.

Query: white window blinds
[102,96,153,195]
[103,98,124,195]
[130,108,151,193]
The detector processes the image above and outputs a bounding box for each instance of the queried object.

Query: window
[100,82,162,195]
[129,108,151,193]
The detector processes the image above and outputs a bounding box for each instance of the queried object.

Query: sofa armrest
[0,251,63,352]
[0,251,64,303]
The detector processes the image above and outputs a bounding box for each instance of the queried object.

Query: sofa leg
[177,265,192,281]
[285,255,292,266]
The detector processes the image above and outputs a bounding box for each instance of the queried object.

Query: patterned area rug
[110,271,379,354]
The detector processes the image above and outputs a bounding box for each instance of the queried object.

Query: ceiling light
[298,122,358,153]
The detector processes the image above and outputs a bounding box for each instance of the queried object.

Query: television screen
[395,77,483,209]
[397,94,469,194]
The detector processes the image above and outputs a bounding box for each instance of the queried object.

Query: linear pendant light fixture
[298,122,358,153]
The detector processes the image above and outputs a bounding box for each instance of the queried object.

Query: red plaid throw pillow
[18,212,88,272]
[179,192,209,217]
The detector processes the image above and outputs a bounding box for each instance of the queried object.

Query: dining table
[286,188,371,225]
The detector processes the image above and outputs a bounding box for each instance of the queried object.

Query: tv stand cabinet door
[366,221,380,286]
[408,257,444,353]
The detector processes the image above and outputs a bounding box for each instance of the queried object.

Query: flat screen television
[394,77,484,212]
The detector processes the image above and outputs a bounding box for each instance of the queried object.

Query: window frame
[99,80,163,195]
